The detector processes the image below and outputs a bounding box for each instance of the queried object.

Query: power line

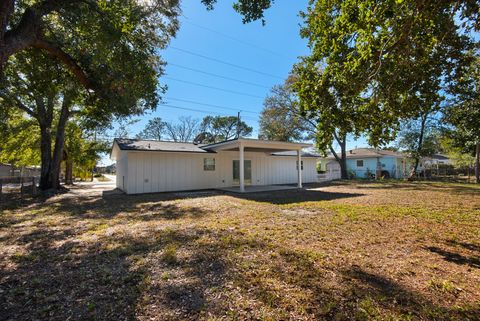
[167,63,270,89]
[182,18,288,59]
[169,46,284,80]
[164,76,265,99]
[165,97,260,115]
[159,104,259,121]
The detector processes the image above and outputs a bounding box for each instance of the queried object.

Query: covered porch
[202,138,312,193]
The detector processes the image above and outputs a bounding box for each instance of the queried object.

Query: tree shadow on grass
[425,246,480,269]
[446,240,480,253]
[343,266,479,320]
[343,180,480,195]
[0,225,231,321]
[243,245,479,320]
[229,188,364,205]
[1,222,479,320]
[0,192,210,231]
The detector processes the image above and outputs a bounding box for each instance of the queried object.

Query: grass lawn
[0,180,479,320]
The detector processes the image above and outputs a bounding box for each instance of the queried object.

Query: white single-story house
[111,138,320,194]
[422,154,451,167]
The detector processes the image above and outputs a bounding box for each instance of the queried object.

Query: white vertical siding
[119,150,318,194]
[115,150,128,192]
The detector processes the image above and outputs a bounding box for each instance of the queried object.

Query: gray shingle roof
[114,139,213,153]
[430,154,449,160]
[114,138,317,156]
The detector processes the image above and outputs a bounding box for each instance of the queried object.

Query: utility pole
[236,111,241,139]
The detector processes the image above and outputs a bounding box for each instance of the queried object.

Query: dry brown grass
[0,180,479,320]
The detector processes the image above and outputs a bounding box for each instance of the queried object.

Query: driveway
[62,175,118,197]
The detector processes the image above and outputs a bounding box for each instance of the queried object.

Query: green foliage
[196,115,252,143]
[259,84,311,142]
[65,122,109,181]
[0,110,40,168]
[397,119,441,160]
[445,53,480,153]
[293,0,477,149]
[441,137,475,169]
[201,0,272,24]
[137,117,166,141]
[4,1,181,126]
[161,244,178,265]
[348,169,356,179]
[292,63,369,154]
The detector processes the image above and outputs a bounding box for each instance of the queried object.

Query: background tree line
[120,114,253,144]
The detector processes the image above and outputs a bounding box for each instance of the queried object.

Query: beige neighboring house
[111,138,320,194]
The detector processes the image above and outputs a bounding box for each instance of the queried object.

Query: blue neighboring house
[327,148,407,179]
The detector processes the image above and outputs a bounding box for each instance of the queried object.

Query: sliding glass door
[232,160,252,185]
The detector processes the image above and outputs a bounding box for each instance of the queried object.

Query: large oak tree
[0,1,179,190]
[0,0,180,87]
[445,53,480,183]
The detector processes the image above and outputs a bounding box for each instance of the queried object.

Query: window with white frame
[204,158,215,171]
[356,160,364,167]
[296,160,304,170]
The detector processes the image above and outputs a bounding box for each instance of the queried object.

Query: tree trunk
[409,113,428,178]
[330,132,348,179]
[39,124,53,189]
[37,95,71,191]
[65,157,74,185]
[339,139,347,179]
[475,142,480,184]
[49,96,71,189]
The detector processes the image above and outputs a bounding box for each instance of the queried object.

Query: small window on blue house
[204,158,215,171]
[381,163,386,168]
[356,160,364,167]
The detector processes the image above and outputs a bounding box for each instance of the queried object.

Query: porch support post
[239,143,245,192]
[297,149,302,188]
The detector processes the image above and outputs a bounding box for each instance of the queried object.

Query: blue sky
[101,0,368,164]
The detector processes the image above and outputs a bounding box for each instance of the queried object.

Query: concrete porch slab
[218,185,299,193]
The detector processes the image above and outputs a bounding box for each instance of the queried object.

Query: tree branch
[329,145,341,163]
[32,37,95,90]
[0,92,37,117]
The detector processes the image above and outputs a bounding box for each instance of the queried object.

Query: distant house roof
[328,148,404,159]
[114,138,212,153]
[429,154,449,160]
